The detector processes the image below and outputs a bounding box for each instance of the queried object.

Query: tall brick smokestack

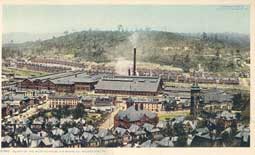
[133,48,136,76]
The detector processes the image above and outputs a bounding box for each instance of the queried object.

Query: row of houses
[16,61,72,73]
[137,67,239,85]
[176,75,239,85]
[2,91,48,118]
[48,95,116,111]
[2,109,249,147]
[30,57,86,68]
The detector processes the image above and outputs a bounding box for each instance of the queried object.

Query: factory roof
[203,88,233,104]
[32,72,76,81]
[51,73,97,85]
[95,76,161,93]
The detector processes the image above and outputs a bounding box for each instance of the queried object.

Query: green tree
[72,103,86,119]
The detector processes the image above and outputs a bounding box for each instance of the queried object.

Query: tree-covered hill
[2,30,249,73]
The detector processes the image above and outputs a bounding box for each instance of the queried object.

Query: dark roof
[31,72,77,81]
[95,76,161,93]
[51,73,97,85]
[116,106,157,122]
[203,88,233,104]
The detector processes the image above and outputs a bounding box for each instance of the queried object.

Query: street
[99,104,122,129]
[6,101,49,122]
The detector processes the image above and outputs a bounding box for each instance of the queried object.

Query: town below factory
[1,47,250,148]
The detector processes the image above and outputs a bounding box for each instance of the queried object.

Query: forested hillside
[2,30,250,73]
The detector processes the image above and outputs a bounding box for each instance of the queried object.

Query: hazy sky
[3,5,250,34]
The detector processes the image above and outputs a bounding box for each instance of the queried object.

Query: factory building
[95,76,163,96]
[125,97,163,112]
[19,72,98,93]
[48,95,79,109]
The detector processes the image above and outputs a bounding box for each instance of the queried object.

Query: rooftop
[116,106,157,122]
[95,76,161,93]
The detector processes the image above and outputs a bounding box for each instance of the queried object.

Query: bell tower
[190,83,201,118]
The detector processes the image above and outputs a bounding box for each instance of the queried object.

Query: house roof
[61,132,79,145]
[183,120,197,130]
[235,127,250,142]
[97,129,109,138]
[128,124,140,133]
[52,140,64,148]
[37,131,48,137]
[216,111,236,120]
[83,125,95,132]
[156,137,174,147]
[23,127,33,136]
[1,135,13,143]
[196,127,209,135]
[134,130,146,135]
[103,134,116,141]
[68,127,80,135]
[156,121,167,129]
[197,133,222,141]
[116,106,157,122]
[81,132,95,142]
[143,123,154,132]
[60,117,73,125]
[139,140,158,147]
[52,128,64,136]
[48,117,60,125]
[95,76,161,93]
[114,127,127,136]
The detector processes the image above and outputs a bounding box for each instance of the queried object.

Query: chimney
[133,48,136,76]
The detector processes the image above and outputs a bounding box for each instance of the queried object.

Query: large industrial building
[18,72,98,93]
[95,76,163,96]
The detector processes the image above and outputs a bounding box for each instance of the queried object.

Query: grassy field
[158,110,190,121]
[3,67,49,77]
